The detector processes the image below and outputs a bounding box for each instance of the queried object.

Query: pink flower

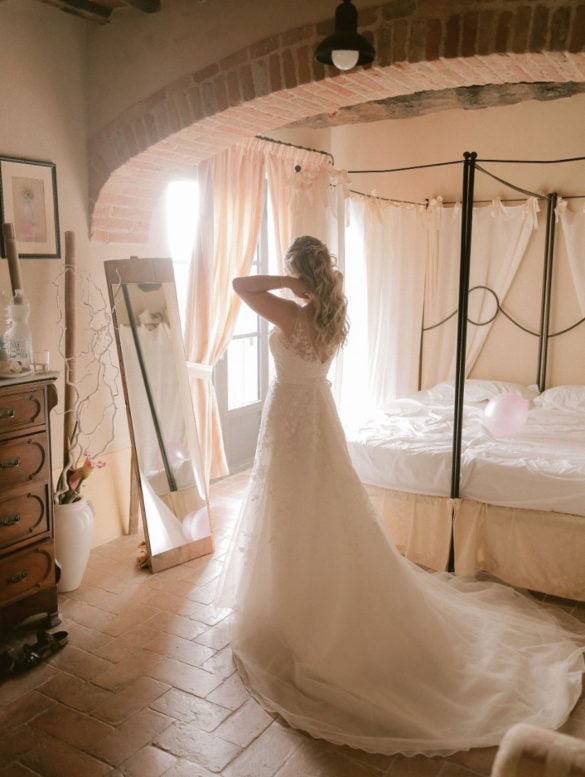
[57,452,106,504]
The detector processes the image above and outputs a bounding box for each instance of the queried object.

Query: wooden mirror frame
[104,257,214,572]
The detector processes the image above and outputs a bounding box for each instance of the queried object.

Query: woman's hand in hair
[284,276,312,300]
[232,274,303,337]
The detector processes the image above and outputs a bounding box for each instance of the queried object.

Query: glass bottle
[0,290,9,362]
[6,290,33,371]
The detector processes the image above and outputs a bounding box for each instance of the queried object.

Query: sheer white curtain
[557,198,585,314]
[263,143,337,272]
[338,197,369,421]
[339,196,427,420]
[364,198,427,404]
[462,198,539,375]
[422,199,462,389]
[422,198,539,387]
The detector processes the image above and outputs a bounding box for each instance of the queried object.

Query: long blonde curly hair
[285,235,349,351]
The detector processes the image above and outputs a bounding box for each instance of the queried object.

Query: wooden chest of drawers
[0,374,59,636]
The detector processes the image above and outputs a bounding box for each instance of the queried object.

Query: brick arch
[90,0,585,244]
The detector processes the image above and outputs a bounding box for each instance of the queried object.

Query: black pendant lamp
[315,0,375,71]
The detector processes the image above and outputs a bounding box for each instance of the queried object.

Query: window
[225,240,268,411]
[213,197,272,470]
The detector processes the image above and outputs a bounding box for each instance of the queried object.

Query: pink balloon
[154,441,190,471]
[483,393,528,437]
[166,441,189,468]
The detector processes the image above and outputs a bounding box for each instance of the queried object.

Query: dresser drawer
[0,540,56,607]
[0,481,50,551]
[0,432,50,490]
[0,388,46,435]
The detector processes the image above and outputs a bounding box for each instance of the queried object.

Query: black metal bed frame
[259,134,585,574]
[446,152,585,570]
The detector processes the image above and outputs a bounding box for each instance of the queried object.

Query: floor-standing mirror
[104,257,214,572]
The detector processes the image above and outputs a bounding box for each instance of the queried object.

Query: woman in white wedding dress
[219,235,585,757]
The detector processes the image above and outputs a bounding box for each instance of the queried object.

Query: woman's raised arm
[232,275,311,335]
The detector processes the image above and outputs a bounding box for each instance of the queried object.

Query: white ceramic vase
[53,499,95,593]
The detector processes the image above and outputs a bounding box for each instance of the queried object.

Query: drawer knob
[0,456,21,469]
[0,407,15,419]
[0,512,20,526]
[8,569,28,584]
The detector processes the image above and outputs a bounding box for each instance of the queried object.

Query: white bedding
[345,381,585,517]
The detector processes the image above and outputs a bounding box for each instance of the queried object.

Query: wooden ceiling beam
[36,0,161,23]
[123,0,160,12]
[38,0,113,23]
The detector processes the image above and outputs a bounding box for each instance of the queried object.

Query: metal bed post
[448,151,477,572]
[536,192,558,392]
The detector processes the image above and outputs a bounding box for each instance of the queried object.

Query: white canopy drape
[557,198,585,315]
[339,197,427,419]
[364,199,427,405]
[423,198,539,387]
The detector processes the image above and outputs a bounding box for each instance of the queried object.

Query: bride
[218,235,584,757]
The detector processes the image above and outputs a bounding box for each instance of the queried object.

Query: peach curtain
[183,138,339,485]
[183,144,266,484]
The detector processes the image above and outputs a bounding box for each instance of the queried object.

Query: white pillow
[464,379,539,403]
[534,385,585,411]
[419,379,538,405]
[415,381,456,405]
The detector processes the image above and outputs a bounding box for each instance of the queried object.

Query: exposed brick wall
[90,0,585,244]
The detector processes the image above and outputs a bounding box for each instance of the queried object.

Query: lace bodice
[269,307,333,385]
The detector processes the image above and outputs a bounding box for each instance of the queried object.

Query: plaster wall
[0,1,90,457]
[0,1,153,546]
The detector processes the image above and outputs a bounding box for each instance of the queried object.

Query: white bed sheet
[345,382,585,517]
[461,404,585,515]
[345,400,479,497]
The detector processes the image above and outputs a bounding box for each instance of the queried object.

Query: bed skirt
[363,484,585,602]
[363,484,453,572]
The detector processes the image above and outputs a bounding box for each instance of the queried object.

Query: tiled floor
[2,470,585,777]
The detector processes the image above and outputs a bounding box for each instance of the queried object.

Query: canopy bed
[209,137,584,601]
[340,152,585,601]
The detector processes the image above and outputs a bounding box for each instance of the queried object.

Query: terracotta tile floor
[2,470,585,777]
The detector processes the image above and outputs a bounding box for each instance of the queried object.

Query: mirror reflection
[104,257,213,572]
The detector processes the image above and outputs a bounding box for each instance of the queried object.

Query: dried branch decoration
[52,233,120,502]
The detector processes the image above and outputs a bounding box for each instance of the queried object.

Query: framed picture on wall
[0,156,60,259]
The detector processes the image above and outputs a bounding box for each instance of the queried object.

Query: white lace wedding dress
[218,307,585,757]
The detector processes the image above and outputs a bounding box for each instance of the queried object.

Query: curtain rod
[350,159,585,204]
[348,159,461,174]
[475,164,544,200]
[255,134,425,207]
[255,135,335,166]
[348,154,585,175]
[476,154,585,165]
[255,136,585,205]
[348,188,426,207]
